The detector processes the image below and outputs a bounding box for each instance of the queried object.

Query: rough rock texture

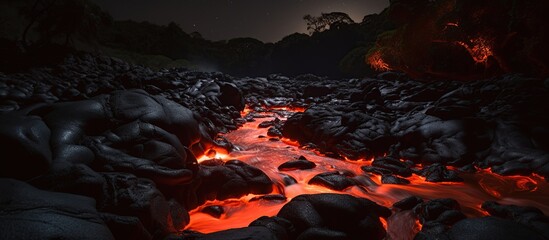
[0,179,115,240]
[282,74,549,180]
[277,194,391,240]
[308,171,357,191]
[177,159,273,210]
[278,156,316,171]
[0,54,253,240]
[390,197,549,240]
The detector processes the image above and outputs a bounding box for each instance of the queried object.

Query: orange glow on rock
[478,204,490,216]
[268,106,307,112]
[241,106,253,116]
[281,138,301,147]
[367,51,392,72]
[380,217,388,230]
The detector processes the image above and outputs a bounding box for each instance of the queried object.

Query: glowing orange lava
[368,51,392,72]
[380,217,388,230]
[197,152,230,163]
[185,109,549,235]
[414,219,422,232]
[268,106,307,112]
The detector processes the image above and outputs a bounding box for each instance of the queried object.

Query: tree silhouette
[303,12,355,34]
[20,0,57,45]
[20,0,111,46]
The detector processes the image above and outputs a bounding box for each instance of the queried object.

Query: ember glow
[367,51,392,72]
[185,109,549,235]
[456,37,494,64]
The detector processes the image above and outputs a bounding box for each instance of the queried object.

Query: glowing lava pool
[186,109,549,239]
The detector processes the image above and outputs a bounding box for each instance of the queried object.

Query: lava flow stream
[186,109,549,237]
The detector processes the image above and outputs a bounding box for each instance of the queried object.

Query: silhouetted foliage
[370,0,549,80]
[303,12,355,34]
[20,0,111,46]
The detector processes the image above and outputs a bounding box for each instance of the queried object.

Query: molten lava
[185,109,549,237]
[197,152,230,163]
[367,51,392,72]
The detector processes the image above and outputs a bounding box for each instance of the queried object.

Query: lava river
[185,109,549,238]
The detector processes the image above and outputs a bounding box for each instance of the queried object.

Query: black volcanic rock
[278,156,316,171]
[372,156,412,177]
[99,172,187,236]
[218,82,245,111]
[249,216,294,240]
[0,113,51,180]
[414,201,549,240]
[179,160,273,209]
[2,50,549,240]
[393,196,424,210]
[417,163,463,183]
[308,171,356,191]
[381,174,410,185]
[280,173,298,186]
[482,201,549,238]
[0,58,250,239]
[391,114,490,167]
[0,179,115,240]
[303,85,333,98]
[446,217,545,240]
[361,166,393,176]
[276,74,549,181]
[282,106,390,160]
[413,198,466,238]
[259,118,281,128]
[267,126,283,137]
[414,198,463,222]
[202,206,224,219]
[277,194,391,240]
[29,90,204,188]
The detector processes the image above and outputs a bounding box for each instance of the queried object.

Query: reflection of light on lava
[367,51,392,72]
[268,106,307,112]
[186,110,549,235]
[196,152,231,163]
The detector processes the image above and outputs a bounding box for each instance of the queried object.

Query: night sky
[90,0,390,43]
